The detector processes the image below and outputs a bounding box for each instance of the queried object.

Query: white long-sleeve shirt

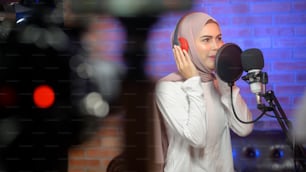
[155,76,253,172]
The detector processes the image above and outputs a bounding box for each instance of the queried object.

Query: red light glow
[0,85,17,107]
[33,85,55,108]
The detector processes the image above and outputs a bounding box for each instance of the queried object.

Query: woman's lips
[209,56,216,60]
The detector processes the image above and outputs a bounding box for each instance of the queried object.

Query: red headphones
[172,16,189,52]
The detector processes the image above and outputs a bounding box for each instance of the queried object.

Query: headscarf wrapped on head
[153,12,220,172]
[161,12,219,82]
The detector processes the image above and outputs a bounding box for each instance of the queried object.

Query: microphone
[241,48,267,107]
[215,43,243,86]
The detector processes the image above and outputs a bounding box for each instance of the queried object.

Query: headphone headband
[172,15,189,52]
[172,15,184,46]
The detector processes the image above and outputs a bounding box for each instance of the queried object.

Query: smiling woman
[154,12,254,172]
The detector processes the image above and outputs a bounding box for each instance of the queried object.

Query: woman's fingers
[173,45,183,70]
[173,45,198,79]
[182,49,191,64]
[174,45,190,70]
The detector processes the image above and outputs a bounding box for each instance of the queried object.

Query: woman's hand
[173,45,199,79]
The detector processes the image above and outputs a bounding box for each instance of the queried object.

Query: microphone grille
[241,48,264,72]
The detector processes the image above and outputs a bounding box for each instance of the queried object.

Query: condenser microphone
[215,43,243,86]
[241,48,266,106]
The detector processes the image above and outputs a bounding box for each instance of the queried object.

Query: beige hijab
[153,12,220,171]
[161,12,218,82]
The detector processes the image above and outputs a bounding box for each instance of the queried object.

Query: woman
[155,12,254,172]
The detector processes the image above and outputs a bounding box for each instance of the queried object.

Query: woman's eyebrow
[200,34,222,38]
[200,35,212,39]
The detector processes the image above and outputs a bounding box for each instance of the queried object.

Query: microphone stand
[247,72,306,171]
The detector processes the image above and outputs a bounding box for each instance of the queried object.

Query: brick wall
[68,0,306,171]
[68,113,125,172]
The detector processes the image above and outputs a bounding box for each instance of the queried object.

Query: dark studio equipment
[215,43,306,171]
[0,1,17,40]
[215,43,264,125]
[240,48,306,171]
[231,130,299,172]
[215,43,243,86]
[241,48,267,107]
[0,0,103,172]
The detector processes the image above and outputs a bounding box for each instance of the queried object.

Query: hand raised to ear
[173,45,199,79]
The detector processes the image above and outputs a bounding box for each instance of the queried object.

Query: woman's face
[194,21,224,71]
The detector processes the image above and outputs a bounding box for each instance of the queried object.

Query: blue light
[273,148,284,158]
[232,149,237,159]
[279,150,284,158]
[255,149,260,158]
[244,147,260,158]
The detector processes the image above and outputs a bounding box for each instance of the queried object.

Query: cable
[230,84,265,124]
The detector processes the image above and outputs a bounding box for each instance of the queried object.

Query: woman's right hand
[173,45,199,79]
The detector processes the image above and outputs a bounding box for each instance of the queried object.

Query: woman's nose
[211,40,222,50]
[217,42,224,49]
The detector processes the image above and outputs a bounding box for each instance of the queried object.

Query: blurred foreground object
[292,90,306,144]
[0,0,106,171]
[232,130,301,172]
[71,0,192,16]
[68,0,193,172]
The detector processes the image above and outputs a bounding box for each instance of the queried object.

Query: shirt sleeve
[217,78,254,137]
[155,76,207,147]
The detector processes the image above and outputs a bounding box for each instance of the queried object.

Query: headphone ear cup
[178,37,189,52]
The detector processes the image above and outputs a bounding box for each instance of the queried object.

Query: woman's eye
[202,38,210,42]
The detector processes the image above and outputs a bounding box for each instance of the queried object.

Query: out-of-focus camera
[71,0,193,16]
